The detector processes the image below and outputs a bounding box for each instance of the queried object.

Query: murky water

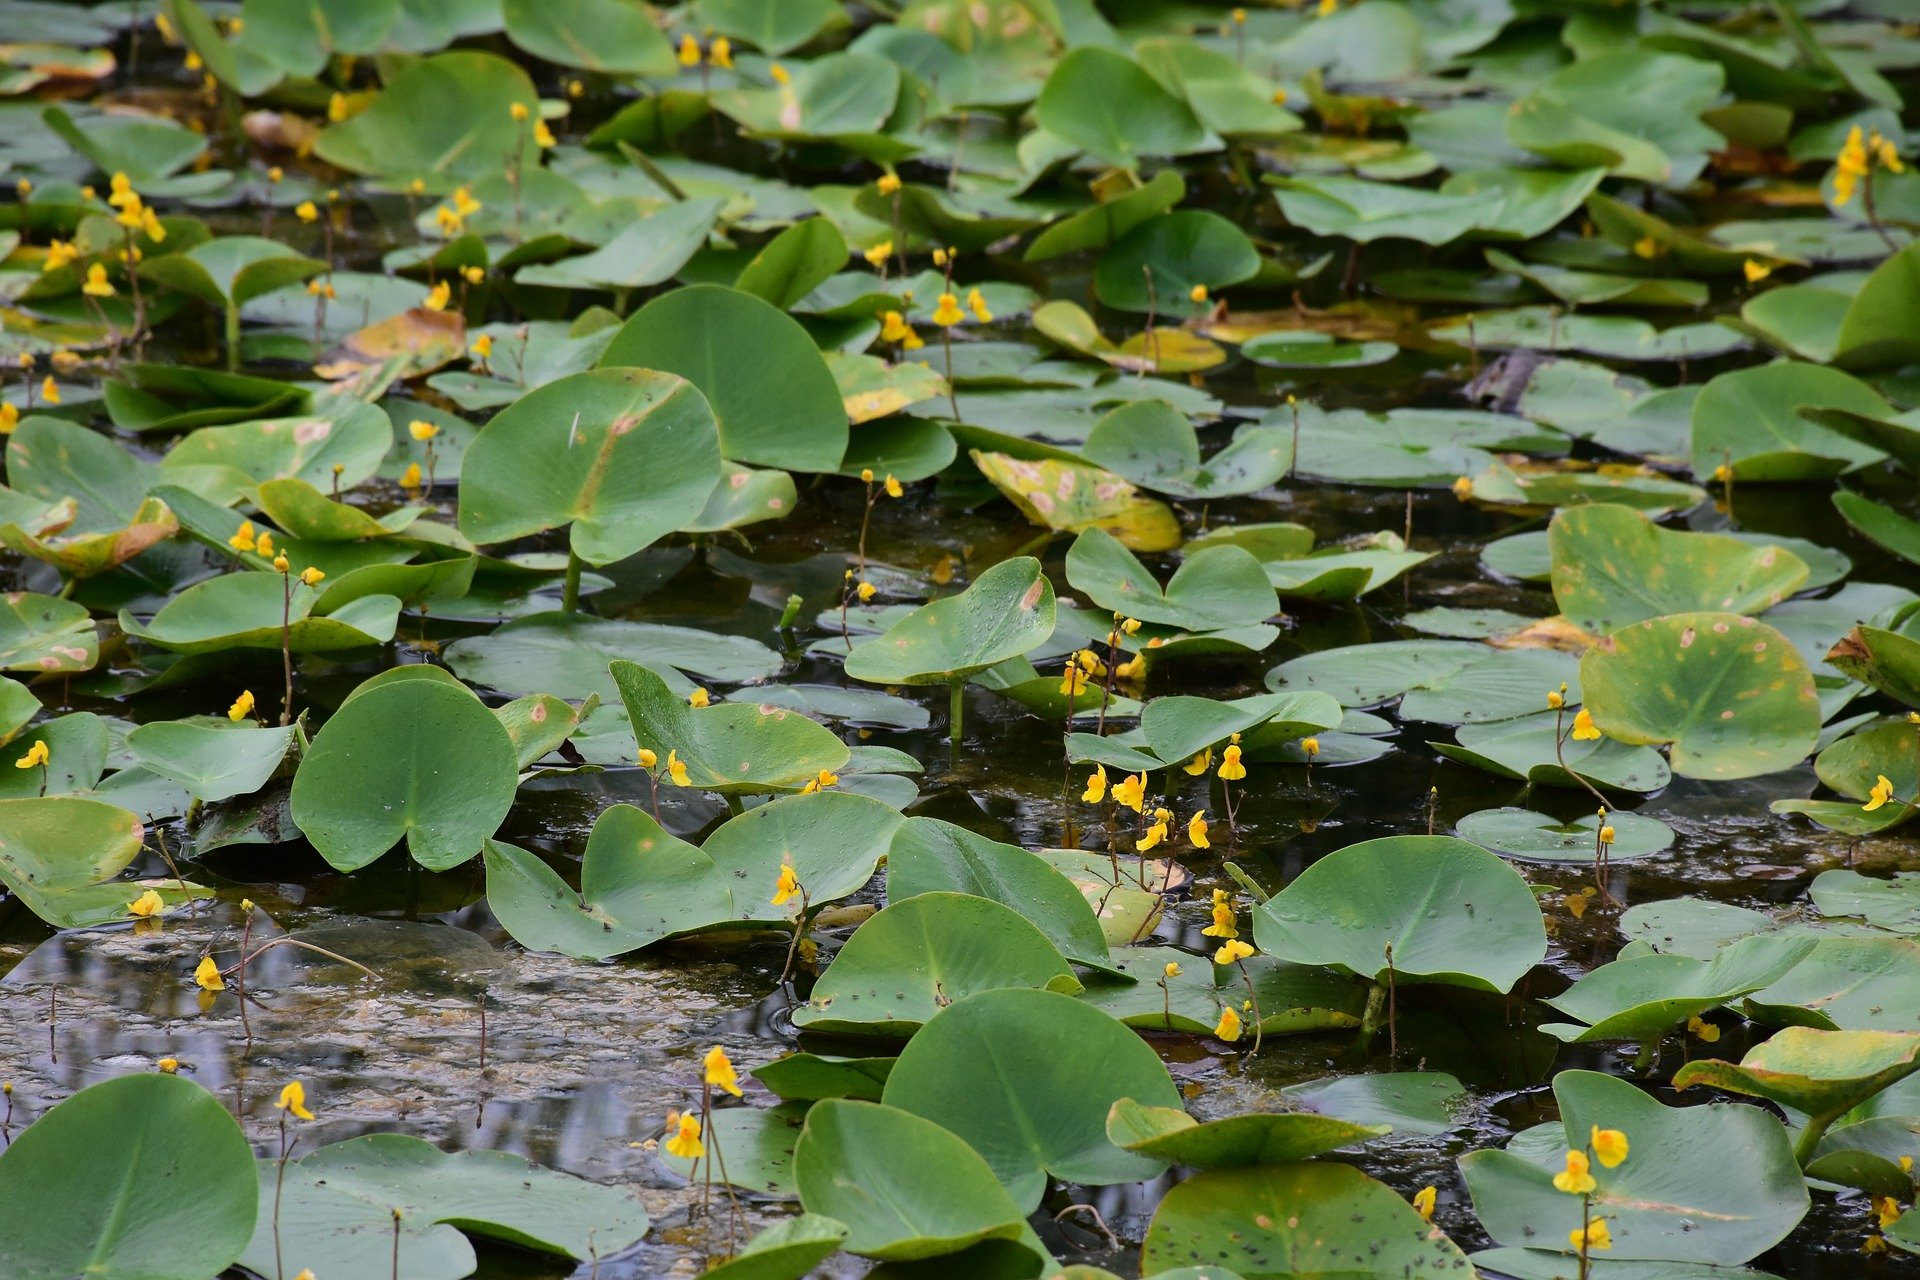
[5,42,1920,1279]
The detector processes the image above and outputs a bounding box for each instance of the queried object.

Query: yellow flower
[1111,771,1146,813]
[307,279,335,299]
[1138,811,1169,851]
[1878,1196,1903,1230]
[664,1110,704,1158]
[1273,87,1289,104]
[1060,661,1089,697]
[0,403,18,435]
[1214,1005,1243,1042]
[884,473,903,498]
[1300,736,1320,758]
[81,263,115,298]
[300,566,325,586]
[533,120,556,149]
[400,462,423,490]
[228,690,256,721]
[1214,938,1254,965]
[1412,1185,1436,1221]
[1202,891,1238,939]
[471,333,493,361]
[435,205,465,237]
[879,311,923,350]
[1232,7,1247,21]
[1189,284,1208,304]
[1632,235,1660,259]
[856,580,876,602]
[1570,708,1601,741]
[1547,686,1565,710]
[666,749,690,786]
[876,172,901,196]
[127,889,165,918]
[42,240,78,272]
[638,747,658,769]
[1188,810,1210,848]
[1317,0,1337,13]
[409,420,439,442]
[769,63,791,86]
[424,281,451,312]
[39,376,58,405]
[931,292,965,327]
[1120,617,1141,635]
[1591,1126,1628,1168]
[461,265,485,286]
[272,553,290,574]
[677,34,700,66]
[1743,259,1772,284]
[275,1081,315,1121]
[710,37,732,69]
[452,187,481,217]
[294,200,319,223]
[688,687,709,708]
[704,1045,742,1097]
[108,171,134,207]
[967,288,992,323]
[15,740,47,770]
[158,1057,180,1073]
[1687,1013,1721,1042]
[510,102,530,122]
[863,240,893,268]
[1163,961,1182,978]
[1866,774,1897,812]
[772,859,801,906]
[1570,1218,1611,1252]
[1218,744,1246,781]
[266,165,283,184]
[195,955,225,990]
[326,91,349,121]
[1081,765,1108,803]
[140,206,166,242]
[1597,823,1615,846]
[1552,1149,1597,1195]
[1179,747,1212,777]
[228,520,257,552]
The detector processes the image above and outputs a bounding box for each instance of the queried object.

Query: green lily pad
[0,1074,257,1280]
[1690,362,1889,483]
[458,368,722,565]
[1457,807,1675,863]
[1278,1072,1469,1137]
[792,1100,1032,1262]
[611,660,849,797]
[1809,869,1920,932]
[1579,613,1821,780]
[794,893,1081,1037]
[1095,211,1259,317]
[1539,934,1818,1045]
[598,285,847,473]
[483,806,732,959]
[242,1134,647,1278]
[754,1055,893,1104]
[1549,505,1810,635]
[119,572,400,655]
[1106,1097,1387,1168]
[290,675,518,871]
[1744,936,1920,1033]
[1460,1069,1809,1265]
[1142,1163,1472,1279]
[656,1103,808,1198]
[0,592,96,673]
[845,556,1055,688]
[886,817,1116,974]
[701,790,903,919]
[1253,835,1547,994]
[162,403,394,491]
[1034,47,1216,169]
[1066,527,1276,633]
[1674,1027,1920,1138]
[1080,400,1291,500]
[314,51,539,182]
[882,987,1183,1212]
[124,718,294,803]
[700,1214,850,1280]
[0,795,203,928]
[445,614,780,701]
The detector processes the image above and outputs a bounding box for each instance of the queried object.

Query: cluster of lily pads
[1,0,1920,1277]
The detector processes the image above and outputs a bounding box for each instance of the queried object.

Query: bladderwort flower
[1202,888,1238,939]
[1218,744,1246,780]
[1553,1149,1597,1195]
[664,1110,704,1159]
[127,889,165,918]
[194,955,225,991]
[1213,938,1253,965]
[1591,1126,1628,1168]
[703,1046,742,1098]
[1188,810,1210,848]
[1571,708,1601,740]
[228,690,256,721]
[1213,1005,1242,1042]
[1413,1185,1436,1221]
[1138,807,1170,851]
[1081,765,1108,803]
[1111,771,1147,813]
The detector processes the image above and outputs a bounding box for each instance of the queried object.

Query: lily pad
[1106,1097,1387,1168]
[612,660,849,797]
[882,987,1182,1211]
[1253,835,1547,993]
[1579,613,1821,780]
[1549,506,1810,635]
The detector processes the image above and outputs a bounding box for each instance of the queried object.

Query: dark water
[3,42,1919,1280]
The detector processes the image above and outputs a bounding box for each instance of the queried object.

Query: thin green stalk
[560,547,583,614]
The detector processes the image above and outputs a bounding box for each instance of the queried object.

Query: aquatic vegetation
[1,1,1920,1277]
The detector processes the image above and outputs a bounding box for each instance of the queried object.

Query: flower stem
[560,547,583,614]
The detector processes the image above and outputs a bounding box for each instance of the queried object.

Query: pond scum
[3,1,1920,1278]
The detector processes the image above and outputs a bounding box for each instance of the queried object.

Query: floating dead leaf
[970,450,1182,552]
[243,109,323,156]
[830,351,946,424]
[1197,299,1426,348]
[315,307,465,383]
[1489,616,1597,654]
